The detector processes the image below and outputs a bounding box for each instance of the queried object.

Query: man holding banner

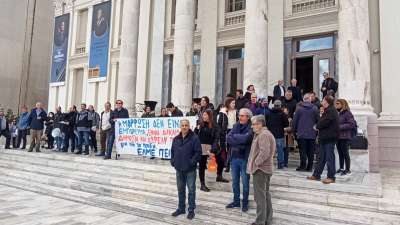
[105,100,129,159]
[170,119,202,220]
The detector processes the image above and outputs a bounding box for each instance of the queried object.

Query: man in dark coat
[62,106,77,153]
[292,94,320,171]
[321,72,338,98]
[0,108,10,149]
[288,79,302,102]
[27,102,47,152]
[235,89,248,110]
[170,119,202,220]
[282,90,298,119]
[166,102,184,117]
[308,95,339,184]
[266,100,289,169]
[105,100,129,159]
[273,80,286,101]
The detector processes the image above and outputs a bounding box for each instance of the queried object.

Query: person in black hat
[186,98,201,117]
[142,101,157,118]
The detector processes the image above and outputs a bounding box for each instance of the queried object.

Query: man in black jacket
[308,95,339,184]
[0,108,10,149]
[288,79,302,102]
[170,119,202,220]
[27,102,47,152]
[273,80,286,101]
[266,100,289,169]
[105,100,129,159]
[321,72,338,98]
[282,90,298,119]
[62,106,77,153]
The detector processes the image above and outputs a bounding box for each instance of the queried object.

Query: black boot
[200,184,210,192]
[216,176,229,183]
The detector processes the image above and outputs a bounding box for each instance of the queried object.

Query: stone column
[338,0,377,172]
[117,0,140,115]
[244,0,269,98]
[338,0,373,113]
[171,0,196,111]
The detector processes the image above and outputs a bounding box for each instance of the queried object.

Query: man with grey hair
[27,102,47,152]
[170,119,202,220]
[226,108,253,212]
[248,115,276,225]
[292,93,320,171]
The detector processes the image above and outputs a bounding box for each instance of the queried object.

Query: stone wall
[0,0,52,113]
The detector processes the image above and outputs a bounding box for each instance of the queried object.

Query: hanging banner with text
[115,117,197,159]
[50,13,70,83]
[88,1,111,80]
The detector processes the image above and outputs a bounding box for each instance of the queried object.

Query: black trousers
[198,155,208,185]
[216,150,226,177]
[336,139,351,171]
[17,129,28,149]
[63,131,75,152]
[0,130,10,148]
[90,130,97,151]
[298,139,315,170]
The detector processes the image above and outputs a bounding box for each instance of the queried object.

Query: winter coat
[273,85,286,99]
[0,116,9,132]
[45,116,54,135]
[292,102,320,140]
[216,111,228,150]
[195,121,220,155]
[283,98,298,118]
[321,78,338,97]
[170,130,202,172]
[338,110,356,140]
[17,112,30,130]
[235,97,249,110]
[316,105,339,144]
[171,108,184,117]
[27,108,47,130]
[110,107,129,133]
[256,106,270,120]
[62,112,76,134]
[288,86,302,102]
[247,127,276,175]
[266,108,289,139]
[227,122,253,160]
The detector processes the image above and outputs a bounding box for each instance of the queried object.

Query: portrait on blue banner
[50,13,70,83]
[88,1,111,80]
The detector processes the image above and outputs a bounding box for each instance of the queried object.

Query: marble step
[0,175,351,225]
[0,150,382,198]
[0,166,399,225]
[0,158,396,216]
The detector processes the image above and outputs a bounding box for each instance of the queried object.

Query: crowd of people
[0,73,356,225]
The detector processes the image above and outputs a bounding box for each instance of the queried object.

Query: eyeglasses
[116,102,123,105]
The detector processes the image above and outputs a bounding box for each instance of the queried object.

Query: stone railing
[224,10,246,27]
[74,45,86,55]
[292,0,336,14]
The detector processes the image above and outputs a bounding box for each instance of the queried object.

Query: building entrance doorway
[224,47,244,97]
[295,57,314,94]
[290,35,336,98]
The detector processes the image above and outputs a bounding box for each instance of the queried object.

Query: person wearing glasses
[226,108,253,212]
[105,100,129,159]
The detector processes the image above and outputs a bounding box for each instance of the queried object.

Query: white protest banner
[115,117,197,159]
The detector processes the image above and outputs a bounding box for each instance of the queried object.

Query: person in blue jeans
[308,95,339,184]
[105,100,129,160]
[226,108,253,212]
[75,104,92,155]
[266,100,289,169]
[170,119,202,220]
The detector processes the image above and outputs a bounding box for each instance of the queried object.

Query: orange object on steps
[208,154,217,172]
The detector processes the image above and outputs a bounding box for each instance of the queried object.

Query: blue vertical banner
[50,14,70,83]
[89,1,112,79]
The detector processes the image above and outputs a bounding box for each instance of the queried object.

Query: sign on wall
[88,1,111,80]
[50,13,70,83]
[115,117,198,159]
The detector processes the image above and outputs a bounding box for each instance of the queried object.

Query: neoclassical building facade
[49,0,400,168]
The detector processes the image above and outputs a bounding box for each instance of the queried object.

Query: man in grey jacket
[247,115,276,225]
